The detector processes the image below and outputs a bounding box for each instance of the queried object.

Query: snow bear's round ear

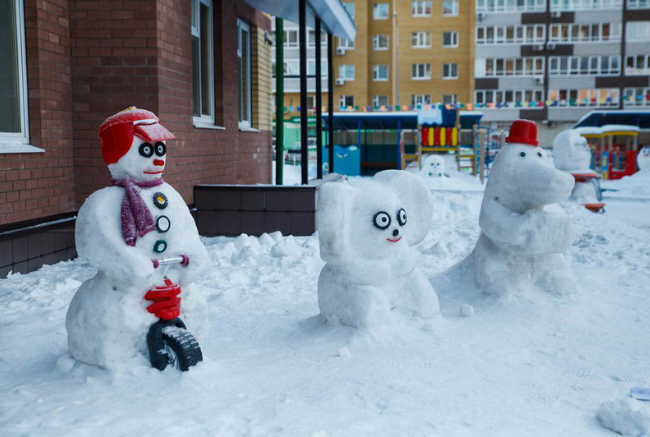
[373,170,432,245]
[316,181,355,263]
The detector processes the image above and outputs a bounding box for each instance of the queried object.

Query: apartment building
[474,0,650,144]
[331,0,474,110]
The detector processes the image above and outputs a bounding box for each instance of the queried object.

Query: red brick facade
[0,0,272,226]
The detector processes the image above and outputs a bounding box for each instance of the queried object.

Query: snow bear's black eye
[397,208,407,226]
[537,151,542,157]
[373,211,391,230]
[139,142,154,158]
[155,142,166,157]
[520,152,526,157]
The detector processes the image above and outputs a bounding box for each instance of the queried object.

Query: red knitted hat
[98,107,176,165]
[506,119,538,147]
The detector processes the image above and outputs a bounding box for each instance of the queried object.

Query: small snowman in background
[66,107,210,371]
[421,154,445,179]
[638,146,650,172]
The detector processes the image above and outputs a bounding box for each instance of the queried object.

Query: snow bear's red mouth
[386,237,402,243]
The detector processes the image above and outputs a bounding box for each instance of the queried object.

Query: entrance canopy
[574,110,650,130]
[323,112,419,130]
[242,0,356,40]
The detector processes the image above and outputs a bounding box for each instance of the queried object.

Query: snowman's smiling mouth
[143,170,164,174]
[386,237,402,243]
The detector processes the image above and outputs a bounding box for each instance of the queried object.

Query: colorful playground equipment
[574,125,640,180]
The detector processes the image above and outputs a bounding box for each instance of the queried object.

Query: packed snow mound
[316,170,440,328]
[468,141,579,296]
[638,146,650,172]
[597,398,650,436]
[603,170,650,198]
[553,129,593,173]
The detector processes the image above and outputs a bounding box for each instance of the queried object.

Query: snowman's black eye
[139,142,154,158]
[537,151,542,157]
[520,152,526,157]
[155,142,166,157]
[373,211,391,230]
[397,208,407,226]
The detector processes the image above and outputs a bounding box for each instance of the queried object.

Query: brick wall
[0,0,273,226]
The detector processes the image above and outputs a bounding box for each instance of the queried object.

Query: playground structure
[574,125,640,180]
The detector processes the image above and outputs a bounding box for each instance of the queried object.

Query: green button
[153,240,167,254]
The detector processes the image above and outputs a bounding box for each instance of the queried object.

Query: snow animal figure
[316,170,440,328]
[421,154,445,179]
[553,129,604,211]
[66,107,210,369]
[638,146,650,172]
[471,119,579,296]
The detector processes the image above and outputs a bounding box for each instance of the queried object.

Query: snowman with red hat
[66,107,210,371]
[469,119,579,296]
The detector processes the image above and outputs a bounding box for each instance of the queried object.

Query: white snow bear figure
[317,170,440,328]
[553,129,592,173]
[638,146,650,172]
[421,154,445,179]
[66,107,210,370]
[471,119,579,296]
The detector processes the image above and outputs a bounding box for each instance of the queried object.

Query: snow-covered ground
[1,170,650,436]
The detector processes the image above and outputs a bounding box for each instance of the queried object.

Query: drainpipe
[275,17,284,185]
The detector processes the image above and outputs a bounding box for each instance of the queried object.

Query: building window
[623,87,650,106]
[307,59,328,75]
[549,23,621,43]
[443,0,459,16]
[626,54,650,75]
[373,95,389,107]
[475,89,545,108]
[373,65,389,81]
[283,30,299,47]
[343,2,355,18]
[339,64,355,80]
[627,22,650,42]
[443,31,459,47]
[192,0,214,125]
[373,3,389,19]
[412,63,432,80]
[340,95,355,109]
[477,25,546,45]
[308,30,327,47]
[443,94,457,104]
[0,0,29,148]
[479,57,545,77]
[338,38,355,49]
[306,95,316,110]
[412,94,432,106]
[412,1,432,16]
[443,63,458,79]
[477,0,546,12]
[237,20,252,127]
[373,34,389,50]
[548,55,620,76]
[550,0,622,11]
[412,31,432,48]
[628,0,650,8]
[548,88,619,106]
[283,60,300,76]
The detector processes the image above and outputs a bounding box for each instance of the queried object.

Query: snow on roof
[600,124,640,134]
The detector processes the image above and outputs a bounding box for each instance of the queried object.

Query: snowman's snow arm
[478,198,530,246]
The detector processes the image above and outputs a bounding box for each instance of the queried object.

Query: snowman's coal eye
[397,208,407,226]
[373,211,391,230]
[520,152,526,157]
[155,142,166,157]
[537,151,542,157]
[139,142,154,158]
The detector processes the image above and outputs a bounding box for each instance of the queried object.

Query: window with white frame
[412,63,432,79]
[476,25,546,45]
[373,65,389,81]
[192,0,215,125]
[339,95,355,108]
[476,0,546,12]
[626,54,650,74]
[373,34,389,50]
[283,30,298,47]
[623,87,650,106]
[308,30,327,47]
[412,95,432,106]
[475,89,545,107]
[339,64,355,80]
[1,0,29,148]
[307,59,328,75]
[412,31,432,48]
[412,1,432,16]
[548,55,620,76]
[443,63,458,79]
[548,88,619,106]
[338,38,355,49]
[284,60,300,76]
[628,0,650,8]
[443,31,459,47]
[373,3,389,19]
[443,0,459,15]
[373,95,389,107]
[479,57,545,77]
[343,2,355,18]
[549,23,621,43]
[443,94,457,104]
[238,20,252,127]
[550,0,622,11]
[627,22,650,42]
